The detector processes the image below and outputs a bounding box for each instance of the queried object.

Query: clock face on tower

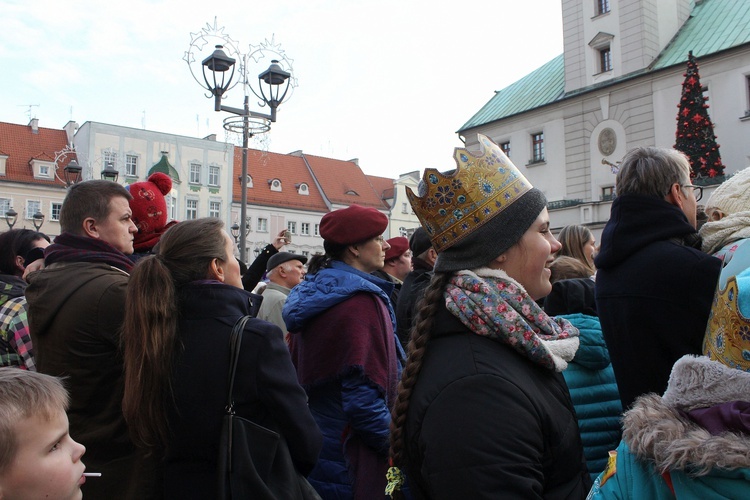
[598,128,617,156]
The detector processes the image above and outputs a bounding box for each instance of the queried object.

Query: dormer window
[345,189,359,196]
[296,183,309,195]
[32,160,54,179]
[241,174,253,188]
[269,178,282,192]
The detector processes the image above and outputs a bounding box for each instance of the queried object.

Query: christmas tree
[674,51,725,179]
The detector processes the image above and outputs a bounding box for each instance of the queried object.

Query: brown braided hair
[389,271,453,470]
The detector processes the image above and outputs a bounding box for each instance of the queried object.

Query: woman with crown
[387,136,591,498]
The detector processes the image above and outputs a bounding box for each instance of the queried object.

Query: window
[166,195,176,221]
[297,183,309,195]
[402,202,408,214]
[270,179,282,192]
[185,199,198,220]
[601,186,615,201]
[301,222,310,236]
[600,47,612,72]
[301,251,310,258]
[399,227,408,237]
[39,165,50,177]
[531,132,545,163]
[208,166,220,186]
[25,200,41,219]
[0,198,10,216]
[189,163,201,184]
[50,202,62,221]
[314,223,320,237]
[597,0,610,15]
[125,155,138,177]
[209,200,221,218]
[746,76,750,116]
[257,217,268,232]
[501,141,511,157]
[103,151,117,170]
[288,221,297,234]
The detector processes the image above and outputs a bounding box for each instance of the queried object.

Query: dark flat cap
[266,252,308,272]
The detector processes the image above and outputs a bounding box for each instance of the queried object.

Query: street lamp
[101,164,119,183]
[186,22,295,264]
[63,158,83,186]
[230,223,240,244]
[32,211,45,231]
[254,246,261,258]
[4,208,18,229]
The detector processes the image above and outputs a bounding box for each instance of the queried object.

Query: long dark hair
[122,218,227,449]
[389,271,453,469]
[0,229,50,276]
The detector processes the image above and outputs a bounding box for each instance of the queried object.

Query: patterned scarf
[444,267,579,371]
[45,232,134,273]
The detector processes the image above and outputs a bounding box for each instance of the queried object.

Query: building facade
[458,0,750,236]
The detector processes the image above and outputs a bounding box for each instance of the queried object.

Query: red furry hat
[126,172,178,253]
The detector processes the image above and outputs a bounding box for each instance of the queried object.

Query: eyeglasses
[682,184,703,202]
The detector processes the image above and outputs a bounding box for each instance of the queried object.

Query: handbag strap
[226,315,252,413]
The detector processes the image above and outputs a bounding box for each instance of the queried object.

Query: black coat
[395,260,433,349]
[594,195,721,409]
[403,304,591,499]
[163,282,322,498]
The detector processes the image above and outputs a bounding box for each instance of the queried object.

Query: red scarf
[45,232,134,273]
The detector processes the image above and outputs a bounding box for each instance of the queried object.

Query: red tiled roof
[366,175,395,206]
[303,154,390,209]
[232,148,329,212]
[0,121,70,188]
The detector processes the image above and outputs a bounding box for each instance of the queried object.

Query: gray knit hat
[705,166,750,216]
[406,134,547,273]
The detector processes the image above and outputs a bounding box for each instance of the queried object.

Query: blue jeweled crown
[406,135,533,252]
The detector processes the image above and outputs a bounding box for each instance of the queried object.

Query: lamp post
[32,211,45,231]
[4,208,18,229]
[230,223,240,245]
[101,164,119,183]
[186,22,295,264]
[254,246,261,258]
[63,158,83,186]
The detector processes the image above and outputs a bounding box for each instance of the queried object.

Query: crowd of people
[0,135,748,499]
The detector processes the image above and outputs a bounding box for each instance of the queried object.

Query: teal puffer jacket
[559,313,623,481]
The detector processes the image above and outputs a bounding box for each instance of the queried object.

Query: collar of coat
[623,355,750,475]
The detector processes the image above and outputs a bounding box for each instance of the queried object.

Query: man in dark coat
[395,228,436,349]
[26,180,153,498]
[594,147,721,410]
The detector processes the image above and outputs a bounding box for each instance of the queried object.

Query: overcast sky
[0,0,564,179]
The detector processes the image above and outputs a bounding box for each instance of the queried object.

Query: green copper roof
[460,55,564,131]
[653,0,750,69]
[460,0,750,131]
[148,153,180,181]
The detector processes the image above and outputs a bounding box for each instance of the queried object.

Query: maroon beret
[385,237,409,261]
[320,204,388,245]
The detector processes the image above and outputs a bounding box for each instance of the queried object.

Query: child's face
[0,409,86,500]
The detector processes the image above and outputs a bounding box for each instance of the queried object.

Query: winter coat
[588,356,750,499]
[594,195,721,409]
[257,281,292,335]
[283,261,401,499]
[403,303,591,499]
[395,260,433,349]
[0,273,26,306]
[26,262,153,499]
[162,282,322,498]
[557,313,622,481]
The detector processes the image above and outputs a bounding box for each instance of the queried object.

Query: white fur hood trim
[624,356,750,475]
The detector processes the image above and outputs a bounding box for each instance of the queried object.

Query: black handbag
[217,315,321,500]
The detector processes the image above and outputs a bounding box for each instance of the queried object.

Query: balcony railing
[547,199,584,210]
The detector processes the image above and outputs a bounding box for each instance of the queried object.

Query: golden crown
[406,135,533,252]
[704,266,750,372]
